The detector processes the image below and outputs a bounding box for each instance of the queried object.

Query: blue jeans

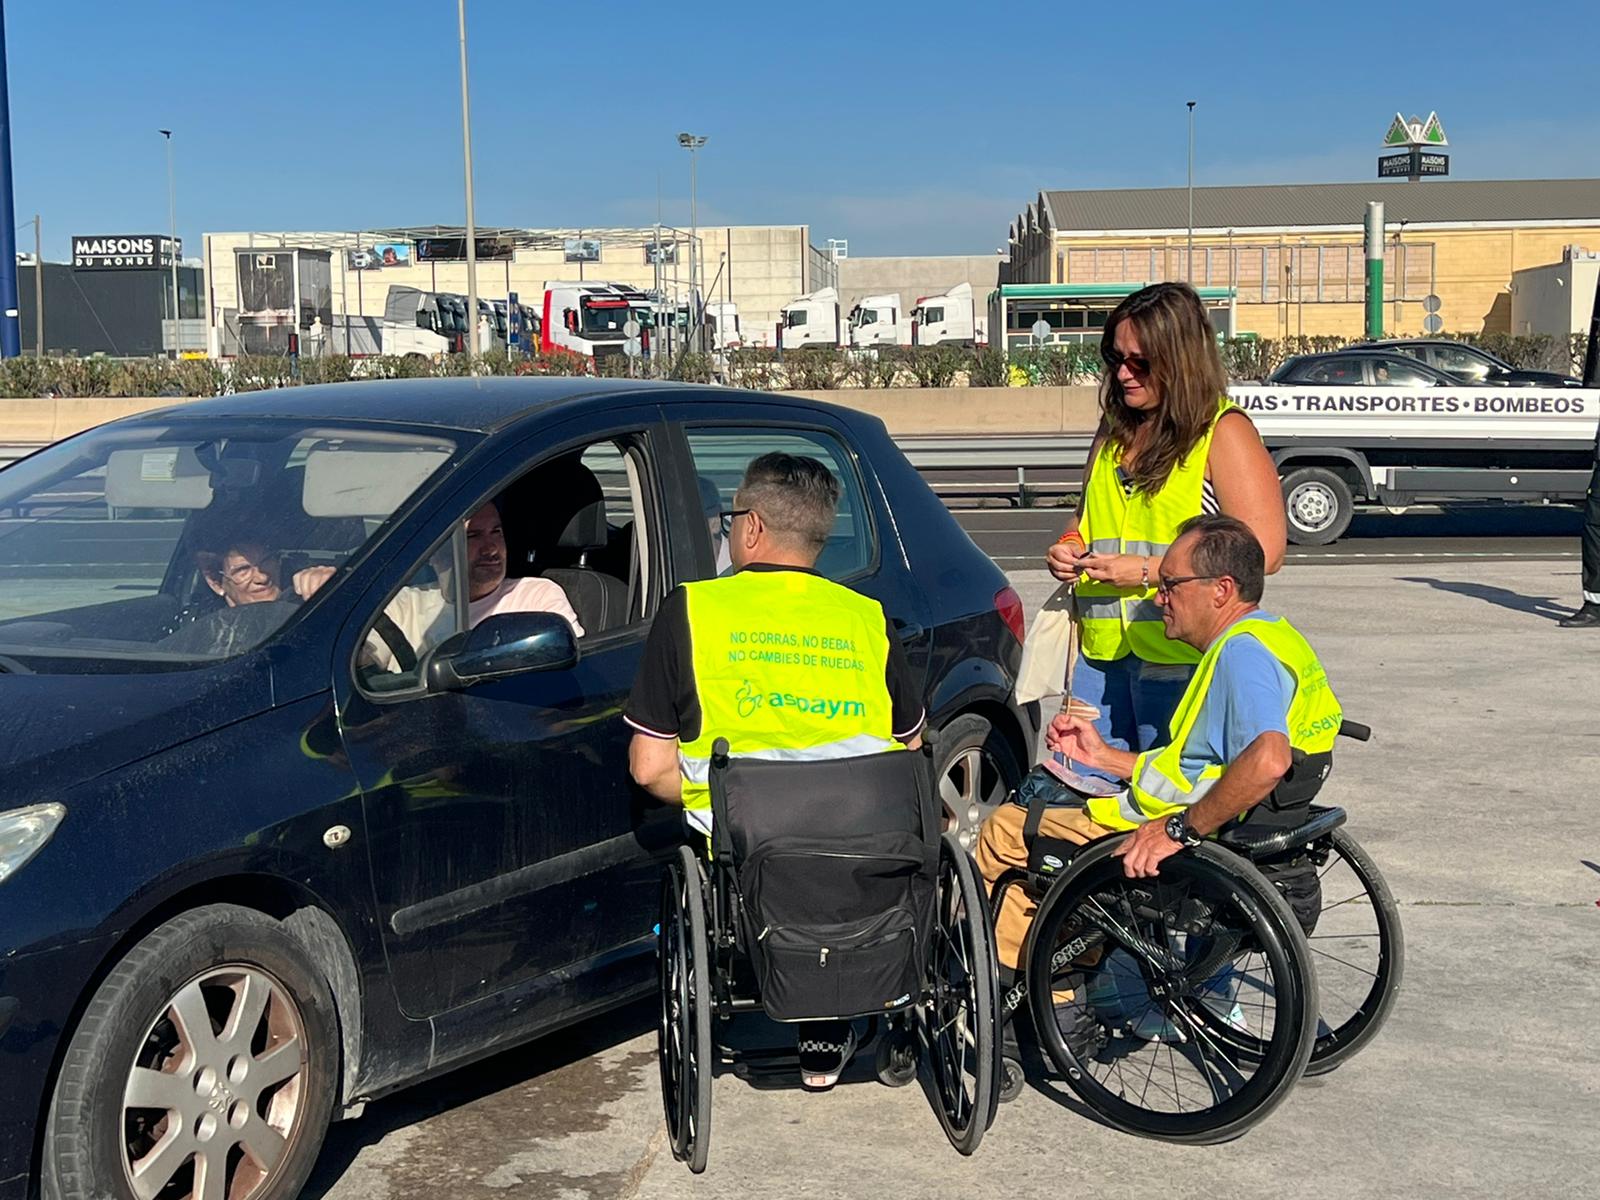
[1061,652,1193,784]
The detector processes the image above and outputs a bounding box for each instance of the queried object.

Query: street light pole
[457,0,479,356]
[32,212,41,354]
[159,130,180,358]
[1186,101,1196,284]
[678,133,707,352]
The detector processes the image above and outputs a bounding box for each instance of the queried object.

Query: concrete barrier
[787,385,1101,435]
[0,396,194,445]
[0,385,1102,450]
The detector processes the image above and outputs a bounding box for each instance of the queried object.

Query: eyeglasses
[718,508,751,529]
[217,554,280,585]
[1103,350,1152,376]
[1155,573,1221,597]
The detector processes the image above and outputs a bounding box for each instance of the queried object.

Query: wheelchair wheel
[920,833,1000,1155]
[1302,829,1404,1075]
[1026,836,1317,1144]
[658,845,713,1173]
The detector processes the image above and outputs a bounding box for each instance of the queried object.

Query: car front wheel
[43,904,339,1200]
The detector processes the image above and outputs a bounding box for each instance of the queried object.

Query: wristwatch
[1164,812,1202,847]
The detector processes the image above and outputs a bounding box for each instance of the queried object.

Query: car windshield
[0,420,458,673]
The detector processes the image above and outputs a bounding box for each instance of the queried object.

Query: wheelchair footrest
[1216,804,1346,861]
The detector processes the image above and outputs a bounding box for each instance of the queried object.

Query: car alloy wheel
[935,713,1021,852]
[122,965,310,1200]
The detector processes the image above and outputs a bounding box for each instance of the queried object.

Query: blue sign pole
[0,2,22,357]
[507,290,521,354]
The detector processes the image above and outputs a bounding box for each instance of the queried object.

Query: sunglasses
[1103,350,1153,376]
[1156,572,1221,597]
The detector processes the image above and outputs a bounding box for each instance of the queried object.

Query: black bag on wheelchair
[712,749,938,1023]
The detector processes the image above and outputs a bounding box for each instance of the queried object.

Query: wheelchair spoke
[1309,947,1380,979]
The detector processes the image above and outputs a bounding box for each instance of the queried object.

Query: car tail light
[995,585,1025,645]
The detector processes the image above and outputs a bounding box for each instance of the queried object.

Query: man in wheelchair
[625,452,927,1091]
[976,513,1344,974]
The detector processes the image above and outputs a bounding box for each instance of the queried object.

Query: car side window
[1302,360,1363,384]
[1430,345,1488,381]
[1376,359,1434,385]
[683,427,875,582]
[355,534,461,694]
[354,433,658,698]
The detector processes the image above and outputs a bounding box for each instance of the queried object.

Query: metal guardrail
[1,434,1092,506]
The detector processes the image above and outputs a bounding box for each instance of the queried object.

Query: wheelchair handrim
[1028,842,1317,1142]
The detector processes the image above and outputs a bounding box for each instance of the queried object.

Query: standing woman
[1048,282,1285,781]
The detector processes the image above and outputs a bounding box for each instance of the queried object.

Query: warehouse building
[1003,179,1600,340]
[202,225,837,355]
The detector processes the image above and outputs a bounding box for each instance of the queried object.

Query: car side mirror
[426,611,579,691]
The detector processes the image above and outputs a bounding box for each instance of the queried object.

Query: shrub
[903,344,964,388]
[783,347,844,390]
[726,348,781,390]
[968,347,1009,388]
[846,347,905,389]
[669,351,716,383]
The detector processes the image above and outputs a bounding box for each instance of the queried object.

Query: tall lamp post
[457,0,479,355]
[158,130,180,357]
[677,132,706,351]
[1186,101,1196,284]
[0,2,24,358]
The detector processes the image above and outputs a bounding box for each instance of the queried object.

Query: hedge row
[0,334,1588,398]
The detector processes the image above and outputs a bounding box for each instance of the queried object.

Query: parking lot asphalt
[304,558,1599,1200]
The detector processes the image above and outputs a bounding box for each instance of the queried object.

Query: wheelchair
[658,736,1002,1173]
[991,719,1403,1144]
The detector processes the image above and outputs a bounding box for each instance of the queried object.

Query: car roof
[132,378,833,434]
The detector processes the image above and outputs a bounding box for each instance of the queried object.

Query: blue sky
[7,0,1598,260]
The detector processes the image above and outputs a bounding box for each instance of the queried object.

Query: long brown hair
[1099,282,1228,494]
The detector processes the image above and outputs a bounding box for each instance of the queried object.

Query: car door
[332,406,673,1020]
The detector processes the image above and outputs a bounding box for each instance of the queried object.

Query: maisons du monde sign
[71,235,181,270]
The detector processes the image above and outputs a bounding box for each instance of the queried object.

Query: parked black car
[0,379,1037,1200]
[1266,349,1464,387]
[1304,338,1579,387]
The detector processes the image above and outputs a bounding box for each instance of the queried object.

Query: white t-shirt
[365,576,584,672]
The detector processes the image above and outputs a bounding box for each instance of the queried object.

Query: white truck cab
[911,282,977,347]
[381,285,467,355]
[848,293,910,348]
[779,286,841,349]
[703,301,742,350]
[540,281,656,360]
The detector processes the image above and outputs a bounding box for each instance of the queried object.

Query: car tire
[43,904,339,1200]
[1281,466,1354,546]
[933,712,1023,853]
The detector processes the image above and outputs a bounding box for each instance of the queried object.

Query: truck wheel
[1281,467,1353,546]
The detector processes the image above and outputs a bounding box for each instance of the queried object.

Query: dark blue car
[0,378,1036,1200]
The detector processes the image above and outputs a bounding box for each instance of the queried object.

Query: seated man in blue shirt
[976,513,1327,972]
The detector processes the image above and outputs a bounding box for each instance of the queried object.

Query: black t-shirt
[625,564,926,743]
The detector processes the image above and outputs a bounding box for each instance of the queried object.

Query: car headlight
[0,803,66,884]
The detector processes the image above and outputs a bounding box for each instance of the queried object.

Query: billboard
[564,238,601,263]
[644,241,678,265]
[72,234,180,270]
[415,236,515,262]
[346,242,412,270]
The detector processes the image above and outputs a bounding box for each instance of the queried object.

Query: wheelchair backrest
[710,749,938,864]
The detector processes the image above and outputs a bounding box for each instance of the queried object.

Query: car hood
[0,658,277,800]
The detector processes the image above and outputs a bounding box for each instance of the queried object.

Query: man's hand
[1045,713,1135,778]
[292,564,337,600]
[1112,819,1181,878]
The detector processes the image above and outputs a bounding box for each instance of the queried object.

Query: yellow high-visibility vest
[1076,398,1238,663]
[1086,613,1342,830]
[677,569,902,827]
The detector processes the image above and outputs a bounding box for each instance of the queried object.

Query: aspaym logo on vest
[733,680,865,721]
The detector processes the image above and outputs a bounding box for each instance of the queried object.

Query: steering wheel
[371,612,419,674]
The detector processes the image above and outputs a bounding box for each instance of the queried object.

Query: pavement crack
[617,1124,667,1200]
